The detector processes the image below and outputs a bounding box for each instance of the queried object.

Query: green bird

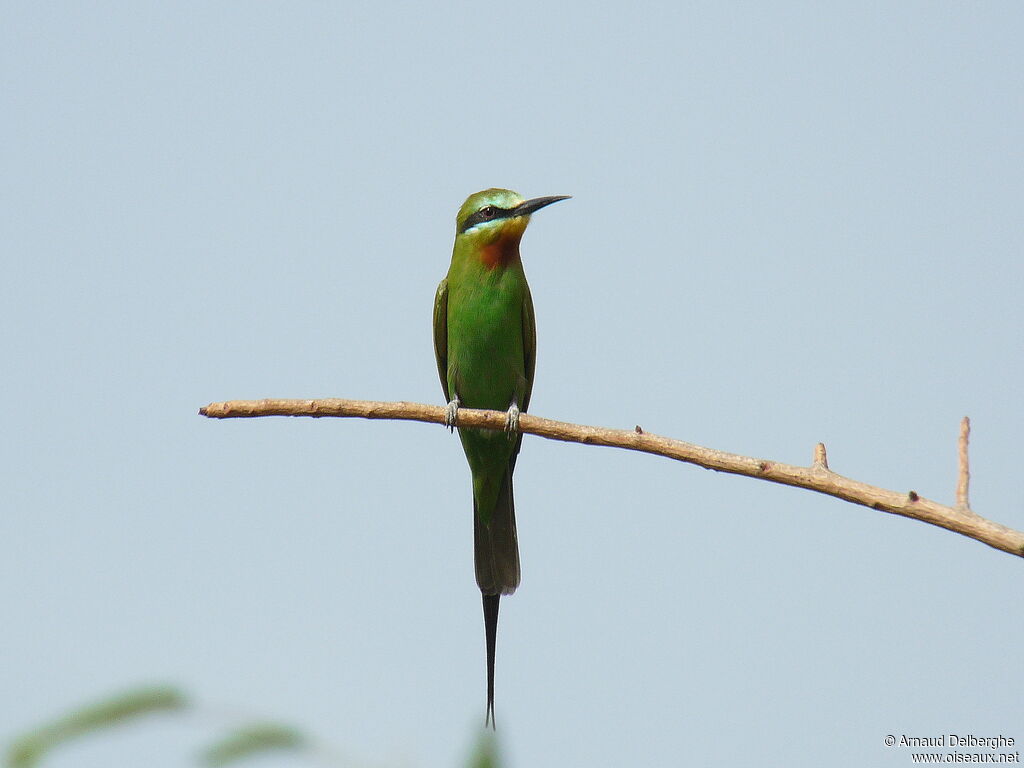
[433,188,569,727]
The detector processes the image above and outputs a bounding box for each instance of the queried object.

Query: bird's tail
[482,593,499,729]
[473,467,520,596]
[474,468,519,728]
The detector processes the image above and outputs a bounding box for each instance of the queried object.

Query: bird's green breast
[445,258,529,412]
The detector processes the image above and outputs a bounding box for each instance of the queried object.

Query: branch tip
[812,442,829,470]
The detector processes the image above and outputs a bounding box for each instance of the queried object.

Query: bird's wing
[520,285,537,414]
[432,278,450,403]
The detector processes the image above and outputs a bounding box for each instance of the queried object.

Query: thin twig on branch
[199,398,1024,560]
[957,416,972,512]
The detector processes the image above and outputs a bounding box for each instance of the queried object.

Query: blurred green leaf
[6,684,187,768]
[468,730,501,768]
[201,723,305,766]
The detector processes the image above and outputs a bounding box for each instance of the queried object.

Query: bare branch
[199,398,1024,560]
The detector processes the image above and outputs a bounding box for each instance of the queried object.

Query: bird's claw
[504,404,520,439]
[444,398,460,432]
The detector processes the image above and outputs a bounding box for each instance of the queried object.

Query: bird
[433,188,569,727]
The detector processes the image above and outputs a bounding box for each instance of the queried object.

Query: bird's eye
[480,206,496,218]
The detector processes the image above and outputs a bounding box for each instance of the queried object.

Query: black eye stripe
[460,205,516,233]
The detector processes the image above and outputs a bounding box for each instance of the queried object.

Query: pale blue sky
[3,3,1023,767]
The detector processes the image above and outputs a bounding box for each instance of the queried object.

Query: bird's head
[455,189,570,257]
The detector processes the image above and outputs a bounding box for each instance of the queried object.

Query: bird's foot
[444,398,460,432]
[504,404,520,440]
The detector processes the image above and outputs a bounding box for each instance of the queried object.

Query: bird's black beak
[513,195,571,217]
